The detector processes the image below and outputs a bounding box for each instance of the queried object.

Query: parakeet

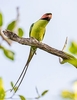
[12,13,52,92]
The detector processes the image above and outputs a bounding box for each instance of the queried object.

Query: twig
[16,7,20,22]
[35,87,40,97]
[14,7,20,33]
[3,30,77,68]
[59,37,68,63]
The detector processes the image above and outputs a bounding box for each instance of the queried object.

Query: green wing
[29,23,34,37]
[42,29,46,40]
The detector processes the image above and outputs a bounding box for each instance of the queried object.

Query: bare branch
[16,7,20,22]
[59,37,68,63]
[13,7,20,33]
[3,30,77,68]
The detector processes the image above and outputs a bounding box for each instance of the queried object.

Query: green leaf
[0,45,15,60]
[0,88,5,100]
[0,77,6,100]
[0,45,4,50]
[3,49,15,60]
[10,81,18,92]
[18,28,24,37]
[10,81,14,88]
[69,41,77,55]
[61,90,74,99]
[0,12,3,26]
[0,77,4,89]
[7,21,16,31]
[41,90,48,96]
[19,95,26,100]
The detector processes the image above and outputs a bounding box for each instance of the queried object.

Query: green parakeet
[12,13,52,92]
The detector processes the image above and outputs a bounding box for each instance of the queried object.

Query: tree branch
[0,28,11,45]
[3,30,77,68]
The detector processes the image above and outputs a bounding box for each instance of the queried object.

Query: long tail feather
[10,64,27,92]
[11,47,37,94]
[11,64,29,97]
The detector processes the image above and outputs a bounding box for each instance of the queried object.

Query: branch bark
[0,28,11,45]
[3,30,77,68]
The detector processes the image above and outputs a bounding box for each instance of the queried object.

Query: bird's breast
[30,26,45,41]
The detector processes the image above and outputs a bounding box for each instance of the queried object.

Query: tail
[26,46,37,66]
[11,47,37,94]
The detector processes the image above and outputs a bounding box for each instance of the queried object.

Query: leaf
[0,12,3,26]
[0,88,5,100]
[3,49,15,60]
[18,28,24,37]
[69,41,77,55]
[7,21,16,31]
[0,45,4,50]
[0,77,6,100]
[61,90,74,99]
[0,77,4,89]
[19,95,26,100]
[10,81,14,88]
[10,81,18,92]
[41,90,48,96]
[0,45,15,60]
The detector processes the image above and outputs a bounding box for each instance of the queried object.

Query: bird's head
[41,13,52,21]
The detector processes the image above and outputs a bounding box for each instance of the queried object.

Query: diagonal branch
[3,30,77,68]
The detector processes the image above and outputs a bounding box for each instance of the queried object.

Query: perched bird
[12,13,52,93]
